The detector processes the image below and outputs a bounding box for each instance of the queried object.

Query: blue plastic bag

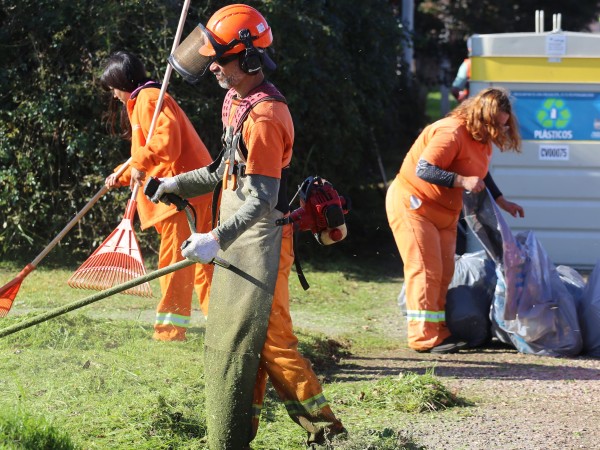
[463,190,582,356]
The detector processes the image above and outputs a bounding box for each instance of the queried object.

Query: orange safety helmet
[199,4,273,56]
[169,4,276,83]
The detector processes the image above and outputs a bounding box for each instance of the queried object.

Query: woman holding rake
[100,51,213,341]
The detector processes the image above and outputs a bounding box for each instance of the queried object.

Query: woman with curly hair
[386,87,524,354]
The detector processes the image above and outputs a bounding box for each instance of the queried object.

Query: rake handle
[0,259,195,338]
[32,158,133,267]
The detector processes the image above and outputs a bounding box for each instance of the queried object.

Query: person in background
[386,87,525,354]
[451,40,472,103]
[149,4,346,448]
[451,57,470,103]
[100,51,214,341]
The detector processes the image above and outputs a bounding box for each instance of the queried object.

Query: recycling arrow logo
[536,98,571,129]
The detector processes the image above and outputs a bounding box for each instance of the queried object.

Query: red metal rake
[0,264,35,317]
[67,194,152,297]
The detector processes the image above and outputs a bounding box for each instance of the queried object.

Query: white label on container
[546,34,567,56]
[539,144,569,161]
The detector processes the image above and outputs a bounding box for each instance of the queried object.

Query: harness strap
[208,147,225,173]
[293,227,310,291]
[222,81,287,133]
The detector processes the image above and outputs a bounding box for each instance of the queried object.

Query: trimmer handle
[145,178,231,270]
[144,177,189,211]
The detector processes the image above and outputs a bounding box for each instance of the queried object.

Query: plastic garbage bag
[463,189,582,357]
[556,265,586,312]
[580,261,600,356]
[446,251,496,347]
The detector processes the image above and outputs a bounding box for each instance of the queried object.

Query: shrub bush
[0,0,425,264]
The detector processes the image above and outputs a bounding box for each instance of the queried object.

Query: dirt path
[335,344,600,449]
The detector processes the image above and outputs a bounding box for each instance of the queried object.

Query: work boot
[153,324,187,341]
[307,425,348,449]
[417,336,468,354]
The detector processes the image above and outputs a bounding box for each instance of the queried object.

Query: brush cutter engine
[277,176,350,245]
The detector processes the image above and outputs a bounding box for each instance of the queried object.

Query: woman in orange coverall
[100,51,213,341]
[386,87,525,354]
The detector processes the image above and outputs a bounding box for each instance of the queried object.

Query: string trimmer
[66,0,193,298]
[0,179,269,338]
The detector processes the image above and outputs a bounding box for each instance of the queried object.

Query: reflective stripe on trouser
[386,179,458,351]
[250,227,344,444]
[153,195,214,341]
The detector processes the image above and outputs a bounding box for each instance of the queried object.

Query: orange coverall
[119,87,213,341]
[229,99,344,442]
[386,117,491,351]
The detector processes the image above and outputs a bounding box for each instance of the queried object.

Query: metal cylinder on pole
[401,0,415,74]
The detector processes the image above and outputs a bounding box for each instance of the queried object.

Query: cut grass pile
[342,369,471,413]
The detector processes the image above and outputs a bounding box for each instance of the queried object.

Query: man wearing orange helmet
[149,4,346,449]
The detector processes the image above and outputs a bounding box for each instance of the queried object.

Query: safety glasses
[214,53,240,67]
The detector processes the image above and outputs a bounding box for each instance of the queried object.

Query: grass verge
[0,409,76,450]
[0,261,471,449]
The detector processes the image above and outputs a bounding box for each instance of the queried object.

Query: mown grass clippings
[147,394,208,446]
[296,329,352,372]
[339,369,471,413]
[1,314,150,351]
[0,314,209,449]
[0,409,76,450]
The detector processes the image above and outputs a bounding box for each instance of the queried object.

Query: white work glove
[148,177,179,204]
[181,232,221,264]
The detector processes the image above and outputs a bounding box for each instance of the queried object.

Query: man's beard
[217,72,241,90]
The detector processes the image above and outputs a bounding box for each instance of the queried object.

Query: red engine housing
[285,176,350,244]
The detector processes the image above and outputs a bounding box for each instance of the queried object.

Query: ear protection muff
[238,28,262,74]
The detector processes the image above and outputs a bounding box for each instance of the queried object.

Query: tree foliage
[0,0,422,262]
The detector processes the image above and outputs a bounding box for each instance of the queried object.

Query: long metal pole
[402,0,414,74]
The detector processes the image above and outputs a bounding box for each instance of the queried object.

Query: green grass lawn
[0,258,466,449]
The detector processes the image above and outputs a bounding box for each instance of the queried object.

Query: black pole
[0,259,195,338]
